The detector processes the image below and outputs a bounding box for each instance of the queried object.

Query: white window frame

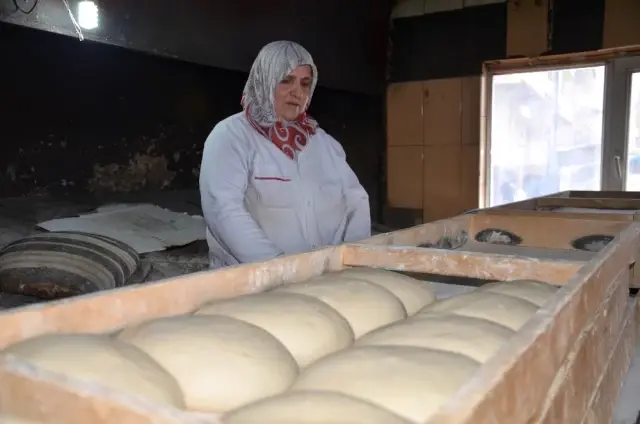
[479,47,640,208]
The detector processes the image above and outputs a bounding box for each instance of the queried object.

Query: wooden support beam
[536,197,640,211]
[342,244,584,284]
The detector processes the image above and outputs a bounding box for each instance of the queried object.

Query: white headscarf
[242,40,319,129]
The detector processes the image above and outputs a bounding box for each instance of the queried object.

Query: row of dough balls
[224,278,559,424]
[0,271,557,423]
[0,268,437,419]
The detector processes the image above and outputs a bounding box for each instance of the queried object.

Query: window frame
[479,45,640,208]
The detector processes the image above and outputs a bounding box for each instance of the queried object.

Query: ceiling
[1,0,394,94]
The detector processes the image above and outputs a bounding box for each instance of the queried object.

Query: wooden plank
[482,192,567,213]
[461,242,596,262]
[469,214,630,249]
[475,208,636,222]
[341,244,585,284]
[535,267,629,423]
[362,214,470,246]
[0,360,212,424]
[0,247,343,350]
[426,223,640,424]
[581,299,637,424]
[537,197,640,210]
[485,198,539,211]
[552,208,639,216]
[478,190,640,221]
[567,191,640,199]
[484,45,640,75]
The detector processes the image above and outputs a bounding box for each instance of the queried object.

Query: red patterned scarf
[243,105,317,160]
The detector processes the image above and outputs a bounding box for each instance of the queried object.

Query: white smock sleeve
[199,123,284,264]
[328,138,371,243]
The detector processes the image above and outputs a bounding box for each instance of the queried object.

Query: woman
[199,41,371,269]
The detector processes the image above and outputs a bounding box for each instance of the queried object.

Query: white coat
[199,112,371,268]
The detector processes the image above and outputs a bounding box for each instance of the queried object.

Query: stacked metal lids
[0,231,141,299]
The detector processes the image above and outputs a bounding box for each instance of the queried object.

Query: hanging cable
[61,0,84,41]
[12,0,38,14]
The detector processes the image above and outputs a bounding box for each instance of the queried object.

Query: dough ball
[275,278,407,337]
[195,292,354,367]
[117,315,298,412]
[419,291,539,331]
[481,279,557,307]
[223,391,412,424]
[335,268,436,315]
[357,313,514,363]
[1,334,183,407]
[292,346,479,423]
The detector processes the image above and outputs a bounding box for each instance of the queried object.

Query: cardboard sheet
[36,203,206,254]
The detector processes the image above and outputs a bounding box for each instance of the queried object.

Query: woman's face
[274,65,312,121]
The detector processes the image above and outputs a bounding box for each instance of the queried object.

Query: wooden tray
[364,213,634,278]
[0,215,638,424]
[479,190,640,221]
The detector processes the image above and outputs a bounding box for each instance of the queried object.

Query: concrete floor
[0,190,638,421]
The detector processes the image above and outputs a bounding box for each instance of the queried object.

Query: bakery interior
[1,0,640,423]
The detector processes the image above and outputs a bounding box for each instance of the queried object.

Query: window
[482,52,640,207]
[626,72,640,190]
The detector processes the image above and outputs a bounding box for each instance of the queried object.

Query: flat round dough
[419,292,539,331]
[291,346,479,423]
[118,315,297,412]
[195,292,354,367]
[223,391,412,424]
[335,268,436,315]
[481,280,557,307]
[275,278,407,337]
[357,313,514,363]
[1,334,183,407]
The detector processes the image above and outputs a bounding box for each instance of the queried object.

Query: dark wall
[1,0,392,95]
[0,23,383,220]
[389,0,607,83]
